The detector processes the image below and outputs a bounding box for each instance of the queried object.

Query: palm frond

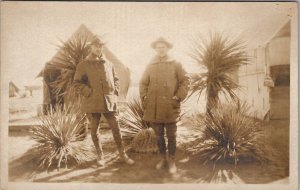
[120,97,150,138]
[120,97,158,153]
[130,128,158,153]
[188,32,249,111]
[188,102,269,167]
[29,104,93,171]
[49,34,91,101]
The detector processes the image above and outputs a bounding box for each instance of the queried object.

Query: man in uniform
[73,36,134,166]
[139,37,189,174]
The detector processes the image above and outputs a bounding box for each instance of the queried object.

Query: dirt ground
[8,118,289,184]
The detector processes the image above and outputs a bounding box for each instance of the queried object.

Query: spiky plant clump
[48,34,91,102]
[29,104,93,171]
[130,128,158,153]
[120,97,158,153]
[188,33,249,112]
[188,102,269,167]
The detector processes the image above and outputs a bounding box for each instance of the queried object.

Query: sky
[1,2,295,87]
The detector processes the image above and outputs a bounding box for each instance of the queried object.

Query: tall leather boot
[111,125,135,165]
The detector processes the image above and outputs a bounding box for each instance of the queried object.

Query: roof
[238,17,291,50]
[9,81,20,91]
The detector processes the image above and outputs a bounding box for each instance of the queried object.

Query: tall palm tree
[188,33,249,113]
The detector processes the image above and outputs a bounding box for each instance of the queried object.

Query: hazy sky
[1,2,294,86]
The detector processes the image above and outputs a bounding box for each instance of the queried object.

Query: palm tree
[48,34,90,103]
[188,33,249,113]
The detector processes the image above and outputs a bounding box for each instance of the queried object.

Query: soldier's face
[154,43,169,57]
[91,43,103,57]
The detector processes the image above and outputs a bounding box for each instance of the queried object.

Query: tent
[38,24,131,112]
[9,81,20,97]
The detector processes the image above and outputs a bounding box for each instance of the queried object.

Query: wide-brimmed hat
[151,37,173,49]
[88,35,105,46]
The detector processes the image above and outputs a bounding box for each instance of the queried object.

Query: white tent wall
[237,20,291,119]
[238,46,270,119]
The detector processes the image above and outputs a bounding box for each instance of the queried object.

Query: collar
[86,54,106,64]
[150,55,174,64]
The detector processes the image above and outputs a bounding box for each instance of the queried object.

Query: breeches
[86,112,125,155]
[151,122,177,158]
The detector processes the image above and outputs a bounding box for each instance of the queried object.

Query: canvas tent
[9,81,20,97]
[38,24,131,112]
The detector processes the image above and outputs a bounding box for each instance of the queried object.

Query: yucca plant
[48,34,91,102]
[120,97,158,153]
[188,33,249,113]
[29,104,93,171]
[188,102,269,167]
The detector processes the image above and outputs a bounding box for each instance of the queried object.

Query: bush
[188,103,269,167]
[120,97,158,153]
[29,104,93,171]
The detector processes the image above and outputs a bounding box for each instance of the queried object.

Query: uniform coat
[73,57,119,113]
[139,56,189,123]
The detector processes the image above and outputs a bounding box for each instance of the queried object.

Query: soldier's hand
[172,96,180,101]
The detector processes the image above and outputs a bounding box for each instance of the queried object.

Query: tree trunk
[206,87,218,116]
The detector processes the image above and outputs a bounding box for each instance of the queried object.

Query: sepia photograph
[0,1,298,190]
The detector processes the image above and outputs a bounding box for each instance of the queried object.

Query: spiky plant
[188,102,269,167]
[188,33,249,113]
[29,104,93,171]
[120,97,158,153]
[48,34,90,102]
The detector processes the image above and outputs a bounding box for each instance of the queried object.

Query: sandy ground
[8,88,289,183]
[8,119,289,184]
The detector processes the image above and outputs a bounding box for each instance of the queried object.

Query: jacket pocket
[82,86,93,98]
[104,94,118,111]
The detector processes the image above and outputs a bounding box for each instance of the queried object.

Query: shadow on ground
[9,120,289,183]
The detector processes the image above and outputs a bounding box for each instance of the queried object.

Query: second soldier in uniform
[73,36,135,166]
